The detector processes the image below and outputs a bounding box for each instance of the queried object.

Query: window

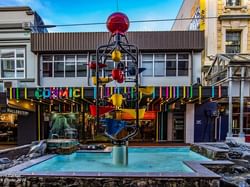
[42,55,53,77]
[91,54,130,77]
[77,55,87,77]
[105,60,115,77]
[65,55,75,77]
[166,54,176,76]
[54,55,64,77]
[142,54,153,77]
[154,54,165,76]
[178,54,189,76]
[90,54,102,77]
[0,48,25,78]
[141,53,189,77]
[226,0,241,6]
[226,31,241,53]
[126,55,136,76]
[42,54,88,78]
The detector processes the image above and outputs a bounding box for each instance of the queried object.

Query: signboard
[8,87,84,100]
[34,87,82,100]
[199,0,206,31]
[196,120,202,125]
[189,0,206,31]
[6,108,29,116]
[189,7,201,30]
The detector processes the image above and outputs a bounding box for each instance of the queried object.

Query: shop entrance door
[172,112,185,142]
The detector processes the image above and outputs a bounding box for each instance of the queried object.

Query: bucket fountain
[93,12,141,166]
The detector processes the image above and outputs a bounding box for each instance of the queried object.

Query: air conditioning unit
[22,22,32,30]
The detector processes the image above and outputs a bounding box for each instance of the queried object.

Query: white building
[0,6,47,91]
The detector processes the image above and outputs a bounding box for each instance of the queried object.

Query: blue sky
[0,0,183,32]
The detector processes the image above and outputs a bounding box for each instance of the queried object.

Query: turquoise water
[24,147,209,173]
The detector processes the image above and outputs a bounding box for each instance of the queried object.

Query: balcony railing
[205,54,250,86]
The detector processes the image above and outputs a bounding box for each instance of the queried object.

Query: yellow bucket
[111,49,122,62]
[121,108,146,119]
[139,86,154,95]
[110,94,123,107]
[92,77,112,85]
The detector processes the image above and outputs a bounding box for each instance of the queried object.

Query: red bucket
[112,69,122,80]
[117,73,124,83]
[88,62,107,69]
[89,105,114,117]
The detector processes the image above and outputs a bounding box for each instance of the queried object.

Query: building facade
[0,6,47,90]
[0,7,46,145]
[29,31,210,144]
[0,6,228,145]
[172,0,250,70]
[10,31,227,145]
[172,0,250,141]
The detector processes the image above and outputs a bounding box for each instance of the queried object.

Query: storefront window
[0,48,25,78]
[49,112,80,139]
[232,103,250,135]
[0,113,18,143]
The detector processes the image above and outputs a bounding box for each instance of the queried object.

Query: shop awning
[5,86,228,100]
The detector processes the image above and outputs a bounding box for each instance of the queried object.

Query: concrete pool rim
[0,146,232,179]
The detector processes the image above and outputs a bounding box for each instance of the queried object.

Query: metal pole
[214,116,218,141]
[38,104,41,141]
[135,47,139,130]
[191,50,194,84]
[219,116,221,141]
[239,67,245,137]
[227,67,233,137]
[96,50,100,133]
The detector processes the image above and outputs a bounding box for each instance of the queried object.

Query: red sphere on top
[106,12,129,35]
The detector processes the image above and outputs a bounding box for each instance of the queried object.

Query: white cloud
[0,0,179,32]
[0,0,60,31]
[129,13,173,31]
[0,0,42,9]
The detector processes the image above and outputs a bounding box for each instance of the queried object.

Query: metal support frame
[96,33,139,145]
[239,67,245,137]
[227,67,233,137]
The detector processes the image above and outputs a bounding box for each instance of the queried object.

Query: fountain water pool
[23,147,210,173]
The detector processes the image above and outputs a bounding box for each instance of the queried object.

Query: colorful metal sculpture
[94,12,140,145]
